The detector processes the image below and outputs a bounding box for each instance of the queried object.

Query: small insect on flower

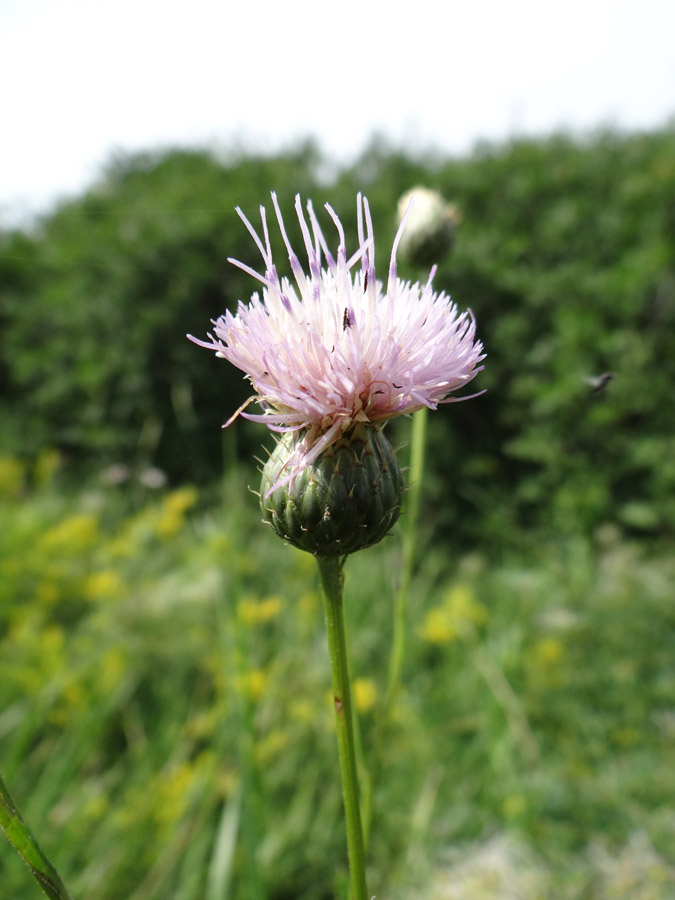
[188,192,485,497]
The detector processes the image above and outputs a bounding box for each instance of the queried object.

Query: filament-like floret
[188,193,485,485]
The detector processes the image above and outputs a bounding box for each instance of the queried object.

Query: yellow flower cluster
[420,583,488,646]
[531,637,565,668]
[237,594,284,625]
[152,760,201,827]
[38,513,100,555]
[234,668,268,701]
[83,570,123,602]
[353,678,378,714]
[156,486,199,537]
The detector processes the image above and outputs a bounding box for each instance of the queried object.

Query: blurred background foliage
[1,457,674,899]
[2,128,675,548]
[2,128,675,898]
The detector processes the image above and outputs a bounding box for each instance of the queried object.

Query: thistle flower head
[189,192,485,487]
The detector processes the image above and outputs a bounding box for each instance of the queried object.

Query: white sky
[1,0,674,222]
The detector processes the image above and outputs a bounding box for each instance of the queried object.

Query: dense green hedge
[0,145,327,482]
[2,130,674,544]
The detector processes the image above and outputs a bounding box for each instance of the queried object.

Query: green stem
[316,555,368,900]
[385,406,427,712]
[361,407,428,850]
[0,772,74,900]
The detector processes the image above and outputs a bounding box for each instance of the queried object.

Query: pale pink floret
[188,192,485,482]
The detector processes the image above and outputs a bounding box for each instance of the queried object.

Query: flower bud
[397,187,460,268]
[260,425,403,556]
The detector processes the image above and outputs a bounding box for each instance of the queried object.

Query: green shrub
[2,129,675,544]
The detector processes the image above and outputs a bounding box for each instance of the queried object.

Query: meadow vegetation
[1,127,674,898]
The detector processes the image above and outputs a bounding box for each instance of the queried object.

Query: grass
[1,451,674,899]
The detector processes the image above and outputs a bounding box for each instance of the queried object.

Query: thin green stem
[385,406,427,713]
[316,555,368,900]
[0,772,74,900]
[361,407,429,850]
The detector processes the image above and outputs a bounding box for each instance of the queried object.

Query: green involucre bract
[260,425,403,556]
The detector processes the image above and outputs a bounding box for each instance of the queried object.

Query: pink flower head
[189,192,485,484]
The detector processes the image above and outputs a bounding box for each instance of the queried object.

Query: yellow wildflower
[421,583,488,646]
[153,761,199,827]
[156,487,198,538]
[84,570,122,602]
[353,678,378,714]
[39,514,99,555]
[443,583,488,629]
[420,607,458,645]
[532,637,565,668]
[234,668,268,701]
[237,594,284,625]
